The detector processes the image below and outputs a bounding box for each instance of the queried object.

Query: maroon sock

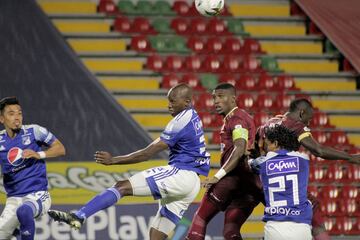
[186,196,220,240]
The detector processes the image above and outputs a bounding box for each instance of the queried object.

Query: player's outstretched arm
[95,138,168,165]
[23,139,65,159]
[301,136,360,163]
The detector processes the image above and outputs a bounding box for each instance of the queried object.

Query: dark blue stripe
[154,167,178,181]
[146,176,162,200]
[160,206,181,225]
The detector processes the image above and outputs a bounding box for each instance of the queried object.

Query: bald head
[289,98,313,113]
[167,83,193,117]
[288,98,313,126]
[168,83,193,101]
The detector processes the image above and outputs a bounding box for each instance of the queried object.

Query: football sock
[16,203,35,240]
[75,187,121,220]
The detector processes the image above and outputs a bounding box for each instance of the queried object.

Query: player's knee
[223,224,242,240]
[114,180,132,196]
[16,204,34,224]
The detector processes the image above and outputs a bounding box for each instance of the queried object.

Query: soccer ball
[195,0,224,17]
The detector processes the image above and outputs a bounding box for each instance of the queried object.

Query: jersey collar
[224,107,238,121]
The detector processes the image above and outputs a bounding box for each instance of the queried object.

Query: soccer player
[249,124,312,240]
[0,96,66,240]
[186,83,262,240]
[48,84,210,240]
[257,98,360,240]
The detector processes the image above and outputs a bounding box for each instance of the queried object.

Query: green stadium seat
[149,36,168,52]
[261,56,281,72]
[200,74,219,90]
[136,0,154,15]
[325,39,339,54]
[227,19,248,35]
[167,36,189,53]
[153,0,175,15]
[152,19,174,34]
[118,0,137,14]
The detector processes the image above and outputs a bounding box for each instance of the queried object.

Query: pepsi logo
[7,147,24,166]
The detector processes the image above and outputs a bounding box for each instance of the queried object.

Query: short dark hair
[264,124,300,151]
[0,97,20,113]
[214,83,236,94]
[289,98,312,112]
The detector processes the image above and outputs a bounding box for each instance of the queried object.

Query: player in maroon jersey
[186,83,263,240]
[256,98,360,240]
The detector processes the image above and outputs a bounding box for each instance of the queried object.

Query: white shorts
[264,221,312,240]
[0,191,51,239]
[128,165,200,231]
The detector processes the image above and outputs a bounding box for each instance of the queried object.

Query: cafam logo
[7,147,25,166]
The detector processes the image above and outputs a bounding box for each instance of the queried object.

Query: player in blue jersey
[0,97,66,240]
[249,124,312,240]
[48,84,210,240]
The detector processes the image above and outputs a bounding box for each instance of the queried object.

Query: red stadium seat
[173,1,190,16]
[242,56,263,73]
[223,55,241,73]
[275,74,297,91]
[253,112,270,127]
[207,18,229,35]
[327,130,349,147]
[339,199,360,216]
[164,55,184,72]
[185,55,202,72]
[205,37,224,54]
[132,17,155,34]
[325,164,345,183]
[256,93,274,111]
[273,94,293,112]
[324,217,350,235]
[320,199,340,216]
[243,38,264,54]
[130,35,151,52]
[222,37,243,54]
[189,18,208,35]
[203,55,222,73]
[310,111,332,128]
[319,185,340,200]
[171,18,189,35]
[219,74,237,86]
[346,165,360,183]
[98,0,118,14]
[307,185,319,198]
[341,185,360,200]
[212,130,221,144]
[187,36,205,53]
[113,16,131,33]
[188,2,201,16]
[236,74,257,91]
[309,165,326,183]
[194,92,214,111]
[162,73,181,89]
[258,73,277,91]
[146,55,163,72]
[237,94,256,111]
[182,73,203,91]
[311,131,328,145]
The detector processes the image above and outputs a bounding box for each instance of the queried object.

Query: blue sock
[16,203,35,240]
[75,187,121,219]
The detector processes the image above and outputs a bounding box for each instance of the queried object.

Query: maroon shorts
[207,171,264,212]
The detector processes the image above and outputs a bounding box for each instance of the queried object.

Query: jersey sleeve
[228,117,249,142]
[160,110,192,147]
[291,122,312,142]
[33,125,56,146]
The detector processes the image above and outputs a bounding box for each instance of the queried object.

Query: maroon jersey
[259,115,311,142]
[220,107,256,167]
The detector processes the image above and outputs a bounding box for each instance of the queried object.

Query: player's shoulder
[168,108,194,131]
[23,124,41,131]
[286,151,310,160]
[0,129,6,137]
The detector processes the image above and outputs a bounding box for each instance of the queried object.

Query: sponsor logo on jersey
[192,117,203,136]
[265,206,301,216]
[266,157,299,175]
[22,135,31,145]
[7,147,25,166]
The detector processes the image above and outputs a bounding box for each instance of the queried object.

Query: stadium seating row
[146,54,280,74]
[309,164,360,184]
[131,35,263,55]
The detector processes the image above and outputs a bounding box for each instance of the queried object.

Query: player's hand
[94,151,114,165]
[201,177,219,189]
[349,154,360,164]
[23,149,41,159]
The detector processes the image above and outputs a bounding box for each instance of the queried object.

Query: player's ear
[0,115,4,124]
[274,140,279,148]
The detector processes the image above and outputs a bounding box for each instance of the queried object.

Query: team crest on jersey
[22,135,31,145]
[7,147,25,166]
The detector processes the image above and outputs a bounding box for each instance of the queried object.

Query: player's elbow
[310,145,324,158]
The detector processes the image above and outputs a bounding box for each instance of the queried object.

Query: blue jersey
[0,124,56,197]
[252,150,312,224]
[160,108,210,176]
